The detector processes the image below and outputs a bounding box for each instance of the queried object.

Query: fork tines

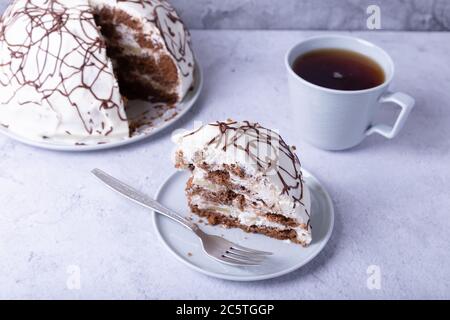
[219,246,272,266]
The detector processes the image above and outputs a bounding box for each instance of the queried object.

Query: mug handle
[365,92,415,139]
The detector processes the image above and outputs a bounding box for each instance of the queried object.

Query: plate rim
[152,168,335,282]
[0,63,203,152]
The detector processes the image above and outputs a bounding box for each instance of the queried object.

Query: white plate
[152,169,334,281]
[0,64,203,151]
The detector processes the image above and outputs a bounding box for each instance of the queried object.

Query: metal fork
[91,169,272,266]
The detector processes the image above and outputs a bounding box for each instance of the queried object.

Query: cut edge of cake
[91,0,195,105]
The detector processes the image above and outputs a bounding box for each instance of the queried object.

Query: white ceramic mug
[286,35,415,151]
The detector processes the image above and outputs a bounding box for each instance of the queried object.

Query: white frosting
[0,0,194,145]
[173,120,312,244]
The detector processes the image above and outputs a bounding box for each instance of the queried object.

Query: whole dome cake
[0,0,195,144]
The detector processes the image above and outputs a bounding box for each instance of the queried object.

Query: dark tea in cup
[292,48,385,91]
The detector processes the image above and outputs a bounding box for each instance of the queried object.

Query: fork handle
[91,169,198,233]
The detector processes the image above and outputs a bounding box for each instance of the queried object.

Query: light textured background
[1,30,449,299]
[0,0,450,30]
[1,0,449,301]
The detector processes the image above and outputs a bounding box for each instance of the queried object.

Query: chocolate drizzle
[190,121,308,224]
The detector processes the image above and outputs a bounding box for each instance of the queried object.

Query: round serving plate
[152,169,334,281]
[0,63,203,151]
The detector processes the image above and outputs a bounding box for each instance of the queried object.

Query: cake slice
[172,120,312,246]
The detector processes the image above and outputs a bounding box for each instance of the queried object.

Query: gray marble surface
[171,0,450,31]
[0,30,449,299]
[0,0,450,31]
